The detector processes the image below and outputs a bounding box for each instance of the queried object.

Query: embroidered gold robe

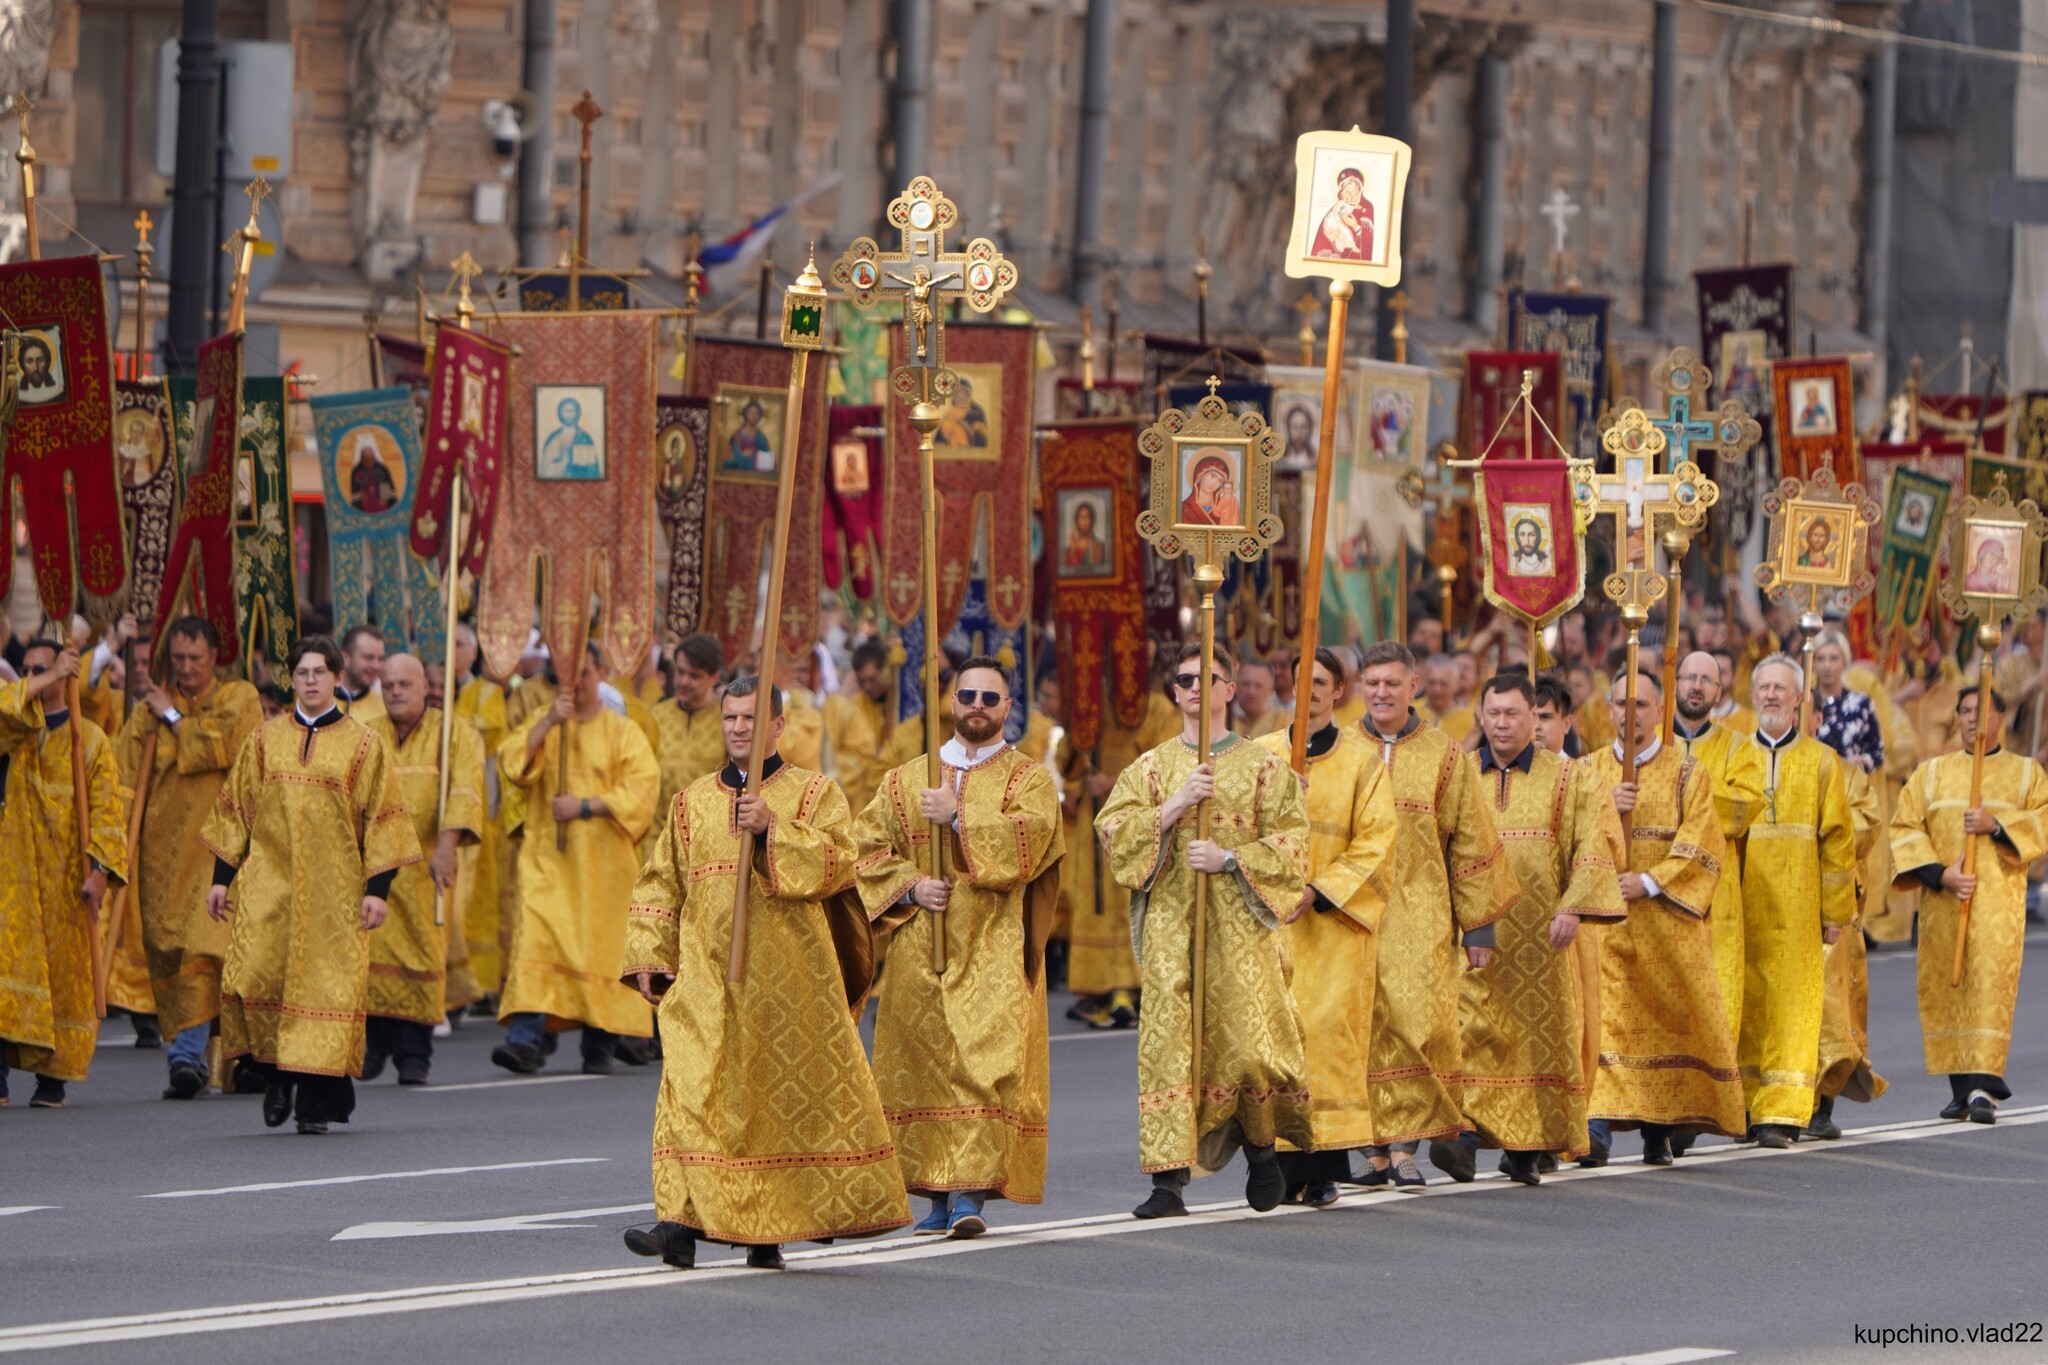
[824,689,892,815]
[200,714,420,1076]
[1461,750,1624,1154]
[855,745,1062,1202]
[1058,692,1180,996]
[623,764,910,1245]
[1095,734,1314,1173]
[366,709,485,1025]
[1890,749,2048,1079]
[114,678,262,1033]
[652,699,729,816]
[1738,732,1857,1128]
[0,692,128,1081]
[1590,745,1745,1134]
[1361,717,1518,1145]
[1848,660,1920,943]
[1817,764,1887,1103]
[779,688,825,773]
[1233,703,1293,741]
[1255,725,1397,1151]
[1676,721,1766,1040]
[454,676,509,996]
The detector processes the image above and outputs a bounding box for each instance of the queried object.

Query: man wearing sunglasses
[1097,643,1312,1220]
[854,657,1063,1239]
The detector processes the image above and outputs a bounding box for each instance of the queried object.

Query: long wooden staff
[1953,627,1997,986]
[433,255,481,925]
[1619,604,1646,843]
[728,250,824,983]
[1190,554,1224,1118]
[1288,280,1352,775]
[911,377,950,974]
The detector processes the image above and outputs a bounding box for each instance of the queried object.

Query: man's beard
[1676,695,1711,722]
[956,713,1001,744]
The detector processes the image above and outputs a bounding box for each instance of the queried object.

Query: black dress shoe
[360,1049,389,1081]
[1753,1125,1795,1149]
[1302,1181,1341,1208]
[746,1245,786,1270]
[612,1038,652,1066]
[1668,1132,1696,1158]
[1535,1152,1559,1173]
[262,1080,294,1127]
[1428,1133,1478,1183]
[623,1221,697,1269]
[296,1120,329,1135]
[1804,1112,1843,1140]
[395,1060,429,1086]
[28,1077,66,1108]
[164,1061,207,1100]
[1245,1155,1285,1212]
[1502,1152,1541,1186]
[581,1053,614,1077]
[1641,1132,1673,1166]
[1354,1163,1393,1189]
[232,1060,268,1095]
[538,1032,559,1057]
[132,1015,163,1048]
[491,1042,543,1075]
[1132,1187,1188,1219]
[1577,1142,1609,1169]
[1940,1099,1969,1121]
[1968,1095,1998,1125]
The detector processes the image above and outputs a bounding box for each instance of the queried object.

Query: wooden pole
[1289,281,1351,775]
[1660,528,1690,745]
[1953,623,1998,987]
[1620,605,1646,843]
[912,371,951,975]
[432,256,483,927]
[1191,556,1224,1119]
[1193,239,1211,346]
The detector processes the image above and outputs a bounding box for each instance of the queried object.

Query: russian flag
[699,174,841,300]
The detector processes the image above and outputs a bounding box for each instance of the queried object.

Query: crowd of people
[2,583,2041,1271]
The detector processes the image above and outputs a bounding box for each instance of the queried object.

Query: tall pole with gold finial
[1288,280,1352,775]
[13,94,39,261]
[1193,238,1212,345]
[430,252,484,927]
[569,91,602,312]
[133,211,156,377]
[727,248,827,983]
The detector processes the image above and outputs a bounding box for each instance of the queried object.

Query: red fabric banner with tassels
[412,325,511,577]
[1040,420,1148,750]
[1463,350,1565,459]
[823,403,883,603]
[151,333,243,663]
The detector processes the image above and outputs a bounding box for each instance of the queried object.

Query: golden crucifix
[223,177,272,333]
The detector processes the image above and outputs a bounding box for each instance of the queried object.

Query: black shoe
[623,1221,697,1270]
[1302,1181,1341,1208]
[1940,1099,1969,1121]
[1804,1110,1843,1141]
[1668,1132,1696,1159]
[1968,1095,1998,1125]
[395,1059,429,1086]
[296,1120,329,1135]
[132,1015,163,1049]
[1535,1152,1559,1173]
[491,1042,543,1075]
[28,1077,66,1108]
[1501,1151,1541,1186]
[1753,1124,1795,1149]
[262,1080,294,1127]
[1245,1155,1285,1212]
[539,1032,559,1057]
[1132,1187,1189,1219]
[164,1061,207,1100]
[1577,1142,1609,1169]
[746,1244,786,1270]
[1390,1157,1428,1190]
[231,1060,267,1096]
[581,1053,614,1077]
[612,1038,653,1067]
[1428,1133,1478,1184]
[361,1049,389,1081]
[1641,1132,1673,1167]
[1354,1163,1393,1189]
[467,996,498,1020]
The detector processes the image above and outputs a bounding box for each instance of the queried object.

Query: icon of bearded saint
[1310,168,1374,262]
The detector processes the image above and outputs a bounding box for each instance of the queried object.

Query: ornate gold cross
[1575,409,1718,611]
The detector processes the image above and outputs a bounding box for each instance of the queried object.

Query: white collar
[1611,735,1662,766]
[296,705,340,726]
[940,734,1008,769]
[1755,724,1798,751]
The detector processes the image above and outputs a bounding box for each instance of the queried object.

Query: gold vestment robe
[1676,721,1765,1040]
[1058,692,1180,996]
[652,699,729,815]
[624,762,909,1244]
[855,744,1062,1202]
[1233,704,1293,741]
[779,689,825,773]
[1254,725,1397,1151]
[1096,734,1314,1173]
[1817,764,1887,1103]
[1361,717,1518,1145]
[1848,661,1920,943]
[498,707,659,1037]
[1738,733,1857,1128]
[505,676,554,732]
[367,709,485,1025]
[1890,749,2048,1079]
[1461,750,1624,1154]
[1015,711,1054,765]
[824,690,892,815]
[1590,745,1744,1133]
[0,692,128,1080]
[454,677,510,996]
[114,678,262,1033]
[200,713,420,1076]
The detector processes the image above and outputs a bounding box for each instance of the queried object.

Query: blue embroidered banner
[311,386,445,655]
[895,577,1028,744]
[1508,291,1611,460]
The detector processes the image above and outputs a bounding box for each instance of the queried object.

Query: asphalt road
[7,937,2048,1365]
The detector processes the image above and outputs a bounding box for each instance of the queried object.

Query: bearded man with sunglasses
[854,657,1064,1239]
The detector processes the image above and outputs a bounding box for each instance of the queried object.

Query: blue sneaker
[947,1191,987,1239]
[912,1197,951,1236]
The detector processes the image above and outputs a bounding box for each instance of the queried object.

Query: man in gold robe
[0,641,126,1108]
[1355,641,1517,1187]
[1739,654,1858,1147]
[651,633,728,815]
[1890,685,2048,1124]
[494,644,659,1075]
[854,655,1062,1237]
[1673,651,1766,1043]
[362,655,484,1084]
[1254,647,1397,1206]
[621,677,909,1271]
[1807,760,1887,1138]
[1590,669,1745,1163]
[1096,642,1312,1219]
[116,616,262,1098]
[824,638,895,814]
[1464,672,1624,1182]
[200,636,420,1133]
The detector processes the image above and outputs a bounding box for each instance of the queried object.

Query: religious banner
[1508,291,1610,458]
[1771,356,1859,484]
[1694,264,1793,420]
[1040,419,1148,749]
[879,321,1037,632]
[151,335,243,664]
[1311,384,1425,649]
[114,380,177,631]
[1464,351,1565,459]
[2020,391,2048,462]
[507,269,636,313]
[821,403,882,604]
[894,584,1028,744]
[1053,379,1140,421]
[311,387,443,654]
[1874,465,1950,633]
[687,334,826,663]
[1267,364,1358,470]
[1918,392,2014,454]
[0,252,124,618]
[1475,458,1586,628]
[375,332,431,392]
[475,313,659,682]
[830,300,892,406]
[411,325,511,579]
[233,377,301,672]
[654,395,709,639]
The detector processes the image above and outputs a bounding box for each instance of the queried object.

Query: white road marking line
[1568,1350,1734,1365]
[332,1204,655,1241]
[0,1207,56,1218]
[1048,1030,1137,1044]
[409,1074,609,1093]
[141,1158,609,1200]
[11,1107,2042,1353]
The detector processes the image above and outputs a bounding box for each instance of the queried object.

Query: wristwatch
[161,707,184,727]
[1220,849,1239,875]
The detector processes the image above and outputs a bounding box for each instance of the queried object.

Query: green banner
[233,376,300,673]
[1876,466,1949,631]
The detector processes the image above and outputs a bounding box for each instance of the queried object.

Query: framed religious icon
[1283,127,1413,287]
[1754,468,1878,617]
[335,423,407,515]
[1137,377,1284,568]
[1941,477,2048,652]
[1054,485,1116,580]
[710,383,785,484]
[1777,499,1855,589]
[534,384,608,481]
[1359,361,1433,467]
[1716,330,1768,414]
[232,449,258,527]
[1960,521,2024,599]
[117,404,166,488]
[1175,441,1248,531]
[16,323,68,407]
[1502,504,1557,578]
[655,414,697,505]
[1269,362,1359,471]
[831,437,869,496]
[932,363,1001,459]
[1786,375,1838,437]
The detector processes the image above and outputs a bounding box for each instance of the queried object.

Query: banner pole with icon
[1136,377,1284,1126]
[725,251,828,984]
[831,176,1020,977]
[1281,125,1410,774]
[1934,474,2048,985]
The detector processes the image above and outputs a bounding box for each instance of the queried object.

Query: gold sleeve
[84,725,131,886]
[176,681,262,777]
[355,728,426,879]
[1229,752,1308,928]
[954,760,1063,893]
[1817,751,1859,927]
[198,725,261,867]
[1558,761,1624,921]
[598,716,661,845]
[1645,762,1725,919]
[1309,753,1397,933]
[1095,753,1168,893]
[1888,760,1943,890]
[760,774,859,902]
[852,764,922,928]
[1442,748,1519,934]
[622,790,688,978]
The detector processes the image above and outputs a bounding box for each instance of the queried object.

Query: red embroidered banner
[151,333,244,664]
[1917,392,2011,454]
[880,322,1038,630]
[1039,419,1148,750]
[654,395,709,640]
[688,336,825,663]
[412,325,511,577]
[1474,457,1584,628]
[823,403,883,603]
[114,380,177,629]
[0,253,124,618]
[475,313,658,682]
[1771,356,1860,484]
[1463,350,1565,459]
